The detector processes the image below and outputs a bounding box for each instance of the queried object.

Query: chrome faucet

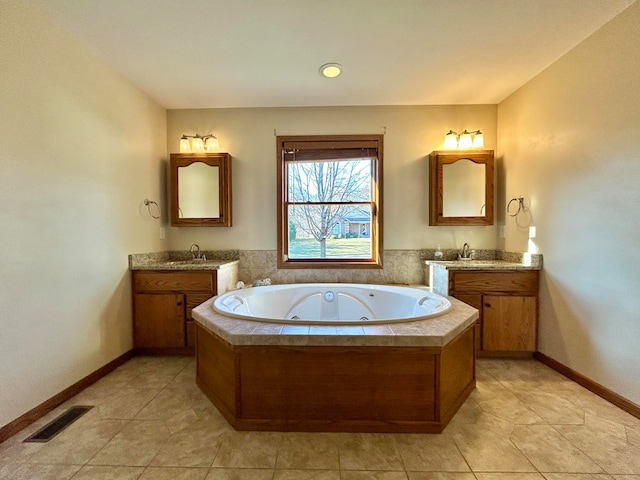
[459,243,472,260]
[190,244,205,261]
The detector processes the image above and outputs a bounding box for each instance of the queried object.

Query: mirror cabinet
[429,150,494,226]
[170,153,232,227]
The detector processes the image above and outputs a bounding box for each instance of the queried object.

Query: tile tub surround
[192,294,478,347]
[3,356,640,477]
[239,249,427,286]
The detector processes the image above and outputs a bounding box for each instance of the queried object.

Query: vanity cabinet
[132,271,217,354]
[449,270,539,355]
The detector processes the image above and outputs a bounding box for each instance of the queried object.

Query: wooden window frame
[277,134,383,269]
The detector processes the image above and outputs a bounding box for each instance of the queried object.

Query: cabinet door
[453,294,483,352]
[134,293,185,348]
[483,295,537,351]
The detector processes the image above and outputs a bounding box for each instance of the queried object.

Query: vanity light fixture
[179,134,220,153]
[319,63,342,78]
[443,129,484,149]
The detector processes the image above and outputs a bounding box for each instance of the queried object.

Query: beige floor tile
[336,433,404,471]
[395,433,469,472]
[275,432,340,470]
[627,424,640,449]
[340,471,409,480]
[70,465,145,479]
[0,432,48,464]
[542,474,615,479]
[556,425,640,474]
[149,423,227,467]
[20,414,127,465]
[5,356,640,479]
[407,474,476,480]
[88,419,171,466]
[510,425,603,473]
[166,364,198,389]
[139,466,209,479]
[513,391,586,425]
[135,386,212,421]
[0,463,81,480]
[560,390,640,428]
[452,424,535,472]
[211,431,281,468]
[67,386,161,419]
[274,470,341,480]
[445,400,515,438]
[206,468,274,479]
[471,383,545,425]
[474,475,546,480]
[584,412,629,439]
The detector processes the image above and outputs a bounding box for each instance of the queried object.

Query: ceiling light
[320,63,342,78]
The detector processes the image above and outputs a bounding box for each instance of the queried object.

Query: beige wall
[498,2,640,403]
[167,105,497,252]
[0,2,167,427]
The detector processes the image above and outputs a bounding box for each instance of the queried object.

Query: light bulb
[444,130,458,149]
[472,131,484,148]
[191,135,204,152]
[179,136,191,153]
[206,136,220,152]
[458,130,473,149]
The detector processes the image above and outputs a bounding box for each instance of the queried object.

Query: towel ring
[507,196,525,217]
[144,199,161,219]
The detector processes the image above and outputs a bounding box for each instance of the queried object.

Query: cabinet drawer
[134,271,215,293]
[451,271,538,295]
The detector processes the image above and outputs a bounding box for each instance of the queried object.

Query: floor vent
[23,406,93,443]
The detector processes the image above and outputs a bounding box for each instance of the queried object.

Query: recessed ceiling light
[319,63,342,78]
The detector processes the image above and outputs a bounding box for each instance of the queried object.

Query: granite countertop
[425,259,541,271]
[129,251,239,271]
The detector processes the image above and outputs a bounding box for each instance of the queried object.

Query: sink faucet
[190,244,203,260]
[459,243,472,260]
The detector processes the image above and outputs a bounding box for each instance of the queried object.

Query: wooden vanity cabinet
[132,271,217,354]
[449,270,539,355]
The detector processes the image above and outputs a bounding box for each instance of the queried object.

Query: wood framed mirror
[428,150,494,226]
[170,153,232,227]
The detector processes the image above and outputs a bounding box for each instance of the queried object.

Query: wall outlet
[159,227,166,240]
[529,226,537,238]
[499,225,506,238]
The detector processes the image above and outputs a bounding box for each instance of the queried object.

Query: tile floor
[1,356,640,480]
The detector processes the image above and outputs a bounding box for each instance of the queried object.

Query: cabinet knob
[177,301,183,306]
[484,303,491,308]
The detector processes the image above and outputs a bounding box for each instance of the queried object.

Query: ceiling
[29,0,636,109]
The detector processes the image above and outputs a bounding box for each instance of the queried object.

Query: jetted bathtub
[212,283,451,325]
[193,282,477,433]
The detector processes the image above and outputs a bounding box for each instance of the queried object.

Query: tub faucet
[459,243,472,260]
[190,244,205,261]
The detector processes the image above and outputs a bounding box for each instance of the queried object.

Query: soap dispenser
[434,245,444,261]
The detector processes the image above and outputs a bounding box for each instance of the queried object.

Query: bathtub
[212,283,451,325]
[193,283,477,433]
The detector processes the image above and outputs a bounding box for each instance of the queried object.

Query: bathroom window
[277,135,383,268]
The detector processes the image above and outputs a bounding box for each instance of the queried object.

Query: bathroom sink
[164,260,213,266]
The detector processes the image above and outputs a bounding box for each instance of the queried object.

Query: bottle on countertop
[434,245,444,261]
